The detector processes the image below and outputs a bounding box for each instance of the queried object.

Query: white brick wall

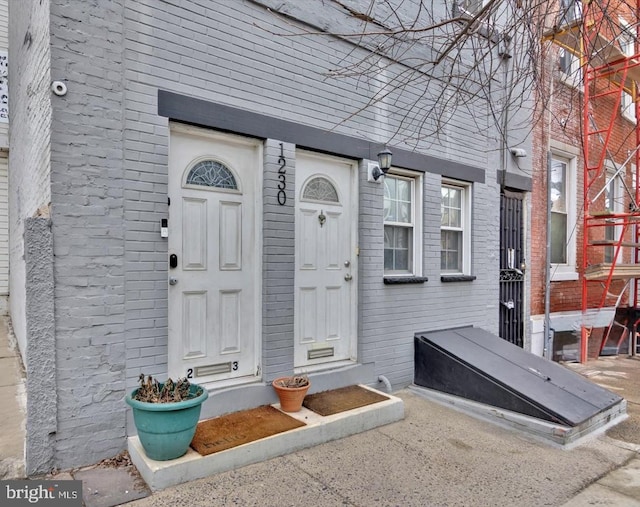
[9,0,52,356]
[0,154,8,297]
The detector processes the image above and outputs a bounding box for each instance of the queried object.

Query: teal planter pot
[126,384,208,461]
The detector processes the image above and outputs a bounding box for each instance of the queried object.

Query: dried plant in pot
[125,374,208,461]
[272,375,310,412]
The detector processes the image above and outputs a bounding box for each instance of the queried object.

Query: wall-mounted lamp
[509,147,527,158]
[368,148,393,182]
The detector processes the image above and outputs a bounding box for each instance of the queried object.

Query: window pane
[550,212,568,264]
[441,230,462,272]
[450,209,461,228]
[303,177,339,203]
[397,179,410,201]
[441,187,449,207]
[384,177,397,222]
[441,208,449,227]
[449,188,461,208]
[399,202,411,223]
[384,225,411,272]
[394,227,409,248]
[441,186,462,228]
[550,160,567,213]
[186,160,238,189]
[385,176,412,224]
[396,250,409,271]
[384,248,394,270]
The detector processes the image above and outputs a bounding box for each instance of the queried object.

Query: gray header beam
[158,90,486,183]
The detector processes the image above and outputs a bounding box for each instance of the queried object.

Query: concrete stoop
[128,387,404,491]
[409,385,628,449]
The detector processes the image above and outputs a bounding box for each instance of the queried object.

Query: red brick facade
[532,2,639,357]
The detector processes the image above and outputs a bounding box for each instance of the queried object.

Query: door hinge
[256,364,261,377]
[356,246,360,256]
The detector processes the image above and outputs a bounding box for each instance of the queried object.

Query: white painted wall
[0,154,8,308]
[9,0,52,357]
[0,1,8,314]
[0,0,8,149]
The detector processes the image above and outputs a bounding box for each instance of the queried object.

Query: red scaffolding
[545,0,640,363]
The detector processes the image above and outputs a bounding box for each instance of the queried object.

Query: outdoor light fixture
[368,147,393,182]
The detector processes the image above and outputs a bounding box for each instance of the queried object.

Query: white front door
[168,124,261,386]
[295,151,357,368]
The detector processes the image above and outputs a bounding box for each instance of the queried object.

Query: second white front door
[294,151,357,368]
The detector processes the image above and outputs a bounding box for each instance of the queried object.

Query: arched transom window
[186,160,238,190]
[302,177,339,203]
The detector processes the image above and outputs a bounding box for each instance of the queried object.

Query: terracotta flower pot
[272,377,311,412]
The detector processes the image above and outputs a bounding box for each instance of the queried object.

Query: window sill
[383,276,428,285]
[550,270,579,282]
[440,275,477,282]
[622,112,637,125]
[559,73,583,91]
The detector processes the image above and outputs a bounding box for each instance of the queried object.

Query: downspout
[500,36,513,193]
[544,150,553,359]
[377,375,392,393]
[543,45,555,360]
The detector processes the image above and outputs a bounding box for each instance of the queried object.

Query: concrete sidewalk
[121,389,640,507]
[0,316,25,480]
[4,307,640,506]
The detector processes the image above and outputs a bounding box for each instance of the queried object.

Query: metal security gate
[499,190,525,347]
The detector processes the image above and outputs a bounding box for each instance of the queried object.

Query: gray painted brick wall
[24,218,56,475]
[12,0,528,471]
[262,140,296,378]
[119,0,506,407]
[47,0,127,470]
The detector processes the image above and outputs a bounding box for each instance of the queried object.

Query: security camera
[51,81,67,96]
[510,148,527,158]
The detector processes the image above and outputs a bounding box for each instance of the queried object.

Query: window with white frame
[550,153,578,279]
[558,0,582,87]
[441,180,471,275]
[620,19,636,122]
[605,167,624,263]
[383,171,423,276]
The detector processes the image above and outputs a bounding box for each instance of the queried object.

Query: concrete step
[128,386,404,491]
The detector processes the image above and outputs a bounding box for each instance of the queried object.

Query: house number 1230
[277,143,286,206]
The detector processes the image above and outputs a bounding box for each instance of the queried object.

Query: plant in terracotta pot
[125,374,208,461]
[272,375,310,412]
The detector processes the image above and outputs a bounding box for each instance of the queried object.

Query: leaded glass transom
[186,160,238,190]
[302,177,339,203]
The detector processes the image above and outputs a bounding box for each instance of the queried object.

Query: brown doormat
[303,385,389,416]
[190,405,305,456]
